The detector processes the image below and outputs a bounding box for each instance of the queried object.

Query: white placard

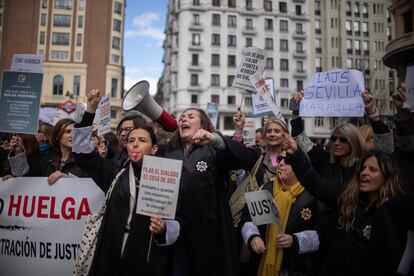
[249,73,286,124]
[243,117,256,144]
[39,107,77,126]
[11,54,43,73]
[97,95,111,136]
[244,190,280,226]
[405,65,414,109]
[136,156,182,219]
[232,47,267,92]
[75,103,86,123]
[300,69,365,117]
[0,177,105,276]
[252,79,275,117]
[207,102,219,129]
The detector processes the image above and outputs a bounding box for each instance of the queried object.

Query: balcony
[383,32,414,69]
[315,10,320,16]
[189,22,203,31]
[291,12,307,21]
[363,13,368,18]
[354,12,360,17]
[346,30,352,35]
[315,29,321,34]
[293,31,307,40]
[242,26,257,35]
[346,11,351,16]
[292,0,305,2]
[355,49,361,55]
[316,47,322,53]
[188,62,203,72]
[355,31,361,36]
[188,44,203,51]
[364,50,369,55]
[293,50,307,59]
[347,49,353,54]
[294,70,307,78]
[364,69,370,75]
[363,31,369,37]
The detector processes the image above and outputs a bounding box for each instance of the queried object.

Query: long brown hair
[52,118,75,151]
[338,150,404,231]
[168,108,215,149]
[20,134,40,158]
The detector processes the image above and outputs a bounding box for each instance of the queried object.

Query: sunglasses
[330,135,349,144]
[276,155,289,164]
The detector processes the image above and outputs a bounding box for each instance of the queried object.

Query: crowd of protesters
[0,83,413,276]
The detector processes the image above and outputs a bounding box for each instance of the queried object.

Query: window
[52,32,70,45]
[280,59,289,71]
[265,38,273,49]
[228,0,236,8]
[41,0,47,8]
[314,117,324,127]
[53,14,71,27]
[211,94,220,103]
[354,21,360,33]
[346,39,352,52]
[112,37,120,49]
[212,54,220,66]
[265,18,273,30]
[315,19,321,34]
[212,0,220,6]
[78,16,83,28]
[346,20,352,33]
[78,0,84,10]
[280,78,289,88]
[111,78,118,97]
[193,14,200,25]
[246,0,253,10]
[191,94,198,104]
[297,61,303,72]
[362,3,368,16]
[281,99,289,108]
[111,54,120,64]
[191,74,198,86]
[193,0,200,5]
[211,74,220,86]
[296,41,303,53]
[246,37,253,47]
[228,15,237,27]
[54,0,72,10]
[246,18,253,30]
[280,20,288,32]
[192,54,199,65]
[192,33,200,45]
[315,57,322,72]
[228,95,236,105]
[228,55,236,67]
[113,19,122,32]
[75,51,81,61]
[363,40,369,51]
[315,1,320,15]
[354,2,360,15]
[111,110,117,119]
[296,23,303,34]
[76,33,82,46]
[347,58,353,68]
[227,75,235,87]
[297,80,303,90]
[212,14,221,26]
[295,5,302,15]
[228,35,236,47]
[53,75,64,95]
[362,22,368,34]
[315,38,321,52]
[266,58,273,69]
[280,39,288,51]
[114,1,122,14]
[73,75,80,96]
[224,116,234,129]
[212,34,220,45]
[345,1,351,15]
[245,97,252,106]
[355,40,360,50]
[40,14,47,26]
[279,2,287,13]
[39,32,45,45]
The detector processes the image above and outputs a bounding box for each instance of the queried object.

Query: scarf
[258,175,304,276]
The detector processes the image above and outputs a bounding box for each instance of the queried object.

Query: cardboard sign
[232,47,267,92]
[0,177,105,276]
[0,71,43,134]
[243,117,256,144]
[11,54,43,73]
[136,156,182,219]
[207,102,219,129]
[249,73,286,124]
[244,190,280,226]
[300,69,365,117]
[97,95,111,136]
[404,65,414,109]
[252,79,275,117]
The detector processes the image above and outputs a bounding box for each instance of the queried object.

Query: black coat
[41,150,88,178]
[163,137,259,276]
[73,152,171,276]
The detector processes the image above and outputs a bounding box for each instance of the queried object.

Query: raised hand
[282,133,298,155]
[391,84,407,108]
[362,89,375,113]
[86,89,101,113]
[192,129,215,145]
[233,108,245,133]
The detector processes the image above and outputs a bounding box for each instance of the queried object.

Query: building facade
[0,0,125,124]
[158,0,311,135]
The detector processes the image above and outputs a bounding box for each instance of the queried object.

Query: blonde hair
[262,117,288,135]
[330,123,366,167]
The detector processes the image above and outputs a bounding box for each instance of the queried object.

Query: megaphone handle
[156,110,178,132]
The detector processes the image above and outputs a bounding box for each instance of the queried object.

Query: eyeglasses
[117,127,134,134]
[276,155,289,164]
[330,135,349,144]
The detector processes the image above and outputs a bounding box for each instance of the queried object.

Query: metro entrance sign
[58,100,76,114]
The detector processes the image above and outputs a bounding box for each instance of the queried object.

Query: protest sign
[207,102,219,128]
[244,190,280,226]
[0,71,43,134]
[97,95,111,136]
[11,54,43,73]
[250,73,286,123]
[232,47,267,92]
[136,156,182,219]
[404,65,414,109]
[75,103,86,123]
[243,117,256,144]
[0,177,105,276]
[300,69,365,117]
[252,78,275,117]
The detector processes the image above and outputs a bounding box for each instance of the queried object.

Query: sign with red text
[136,156,182,219]
[252,78,275,118]
[243,117,256,144]
[97,95,111,136]
[232,47,267,92]
[300,69,365,117]
[0,177,105,276]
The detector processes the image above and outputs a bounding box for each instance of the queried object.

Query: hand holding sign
[149,214,166,234]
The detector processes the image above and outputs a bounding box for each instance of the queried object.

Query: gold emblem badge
[300,208,312,221]
[231,173,238,182]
